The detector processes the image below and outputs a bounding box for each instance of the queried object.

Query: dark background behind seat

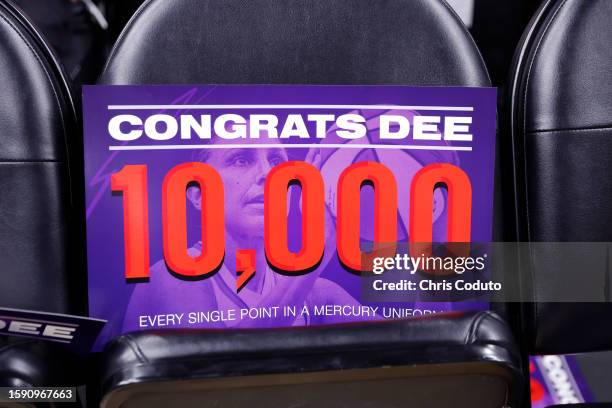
[509,0,612,355]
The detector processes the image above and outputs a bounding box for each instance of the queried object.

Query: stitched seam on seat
[103,342,515,394]
[102,0,155,74]
[109,342,477,371]
[121,335,149,364]
[0,13,68,164]
[465,311,488,345]
[530,125,612,134]
[482,310,505,327]
[521,0,569,351]
[522,0,569,240]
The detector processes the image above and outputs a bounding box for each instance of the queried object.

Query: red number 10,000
[111,161,472,280]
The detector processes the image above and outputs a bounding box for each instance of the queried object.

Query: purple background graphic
[83,85,497,350]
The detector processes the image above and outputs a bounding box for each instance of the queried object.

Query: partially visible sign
[0,308,105,354]
[83,85,496,350]
[530,355,592,408]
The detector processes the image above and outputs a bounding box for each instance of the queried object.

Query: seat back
[0,1,79,313]
[509,0,612,353]
[101,0,489,86]
[97,1,519,407]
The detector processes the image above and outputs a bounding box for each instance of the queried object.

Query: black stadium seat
[101,311,520,408]
[508,0,612,356]
[0,0,80,390]
[98,1,522,407]
[100,0,488,86]
[0,339,78,387]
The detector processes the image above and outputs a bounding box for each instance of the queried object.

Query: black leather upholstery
[101,0,489,86]
[0,0,79,314]
[101,311,521,408]
[0,0,82,396]
[0,338,78,388]
[508,0,612,354]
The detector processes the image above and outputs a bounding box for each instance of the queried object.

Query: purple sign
[0,307,105,355]
[530,355,592,407]
[83,85,496,350]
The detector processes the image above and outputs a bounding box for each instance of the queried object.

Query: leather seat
[98,1,521,407]
[508,0,612,355]
[102,311,521,408]
[0,0,81,392]
[0,0,80,315]
[100,0,488,86]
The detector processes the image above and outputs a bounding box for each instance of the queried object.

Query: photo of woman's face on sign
[187,140,289,241]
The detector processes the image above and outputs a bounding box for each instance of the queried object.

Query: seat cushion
[0,1,80,314]
[100,311,521,408]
